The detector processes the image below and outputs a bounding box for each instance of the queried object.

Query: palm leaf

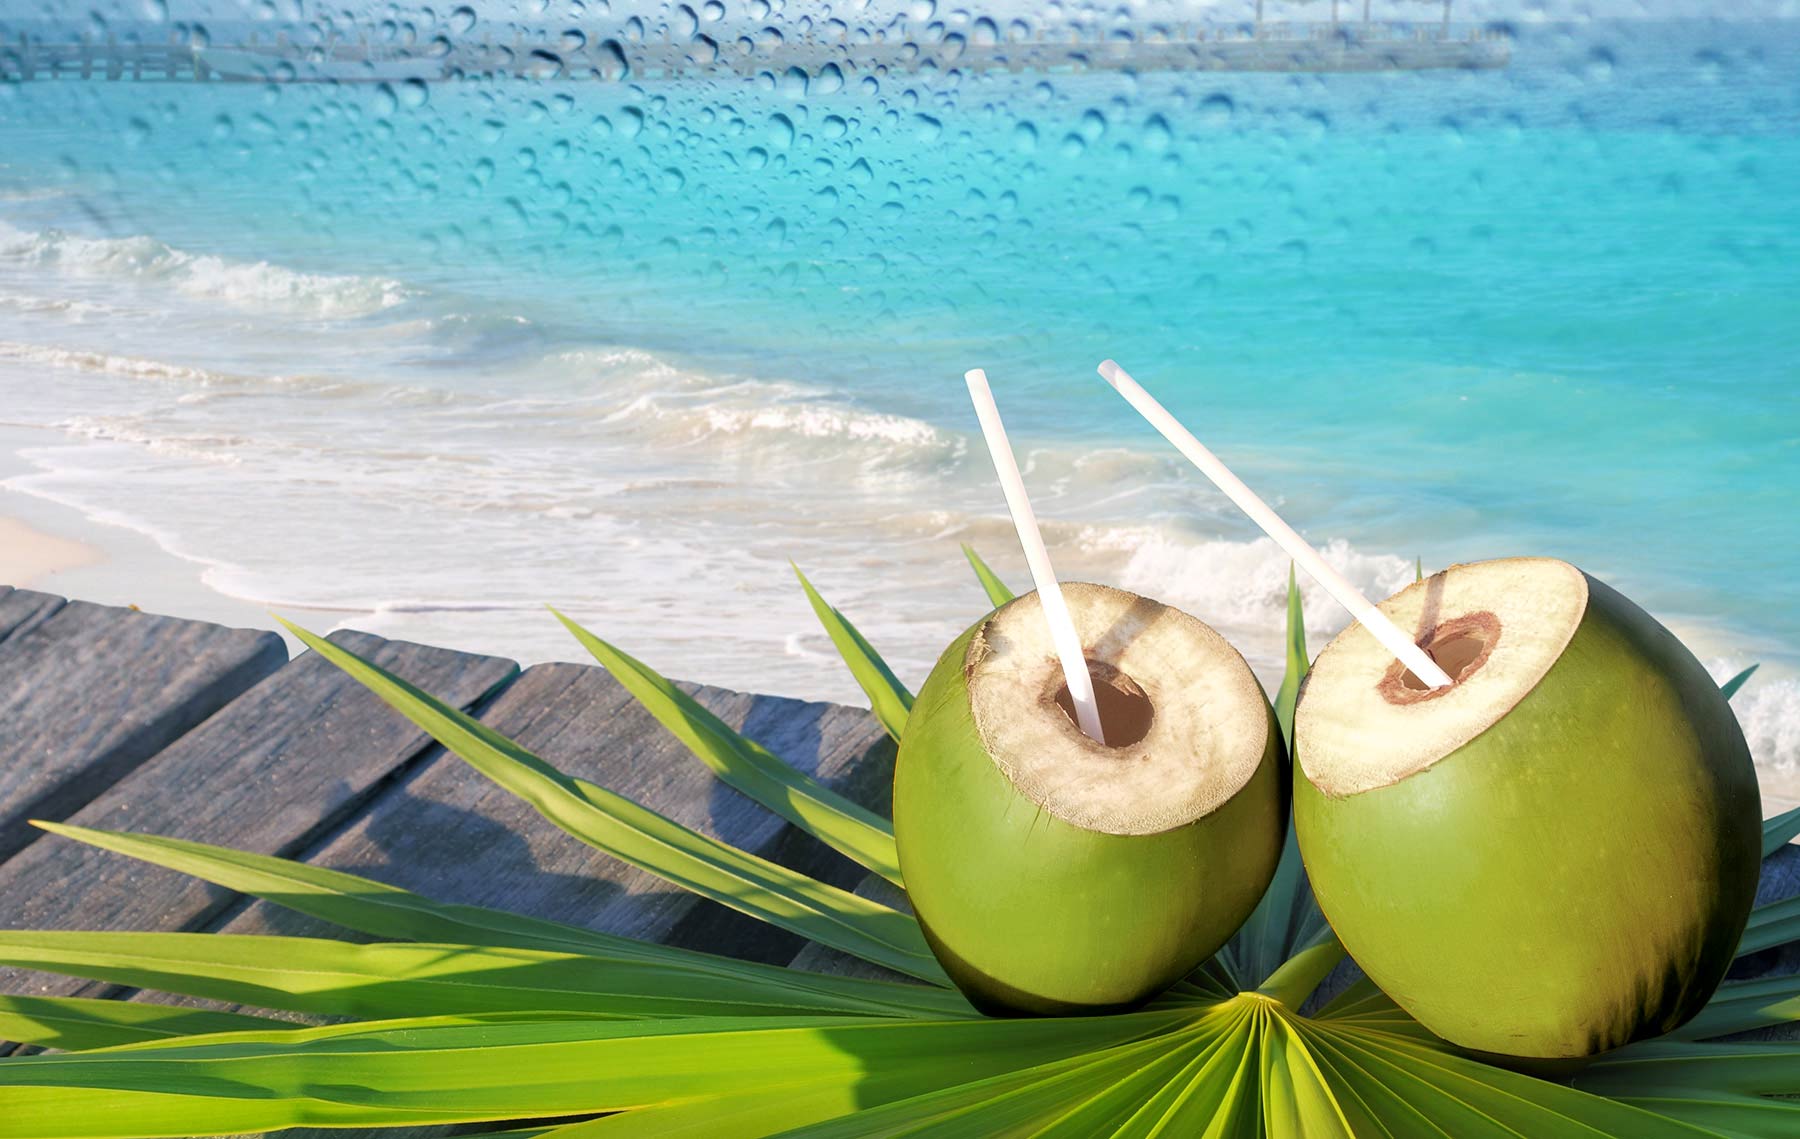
[791,564,914,741]
[1272,563,1309,744]
[278,621,944,983]
[961,544,1015,606]
[0,1009,1190,1138]
[1668,975,1800,1042]
[549,607,903,885]
[1260,1011,1355,1138]
[1721,665,1758,702]
[0,995,283,1052]
[1737,894,1800,958]
[1304,1023,1727,1138]
[0,931,948,1022]
[1580,1040,1800,1128]
[1763,805,1800,858]
[31,823,963,1019]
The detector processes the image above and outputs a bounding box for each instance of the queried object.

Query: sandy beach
[0,514,99,588]
[0,422,297,649]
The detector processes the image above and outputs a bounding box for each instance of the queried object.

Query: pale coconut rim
[1296,557,1590,798]
[964,582,1272,837]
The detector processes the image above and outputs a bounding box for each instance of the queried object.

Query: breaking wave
[0,222,409,318]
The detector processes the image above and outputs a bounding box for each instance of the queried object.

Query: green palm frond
[790,563,915,741]
[961,543,1015,606]
[0,995,284,1052]
[1721,664,1759,701]
[277,620,941,982]
[1766,805,1800,857]
[547,606,903,885]
[31,822,966,1020]
[0,553,1792,1137]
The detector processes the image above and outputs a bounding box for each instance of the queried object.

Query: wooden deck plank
[0,630,516,1000]
[214,661,895,967]
[0,599,288,864]
[0,587,65,645]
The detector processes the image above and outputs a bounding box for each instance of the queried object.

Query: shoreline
[0,422,301,653]
[4,418,1797,818]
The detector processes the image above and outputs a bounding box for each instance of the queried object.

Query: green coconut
[1294,557,1761,1061]
[893,582,1286,1017]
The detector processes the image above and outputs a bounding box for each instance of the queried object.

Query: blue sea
[0,16,1796,788]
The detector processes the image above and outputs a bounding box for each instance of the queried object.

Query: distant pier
[0,22,1510,85]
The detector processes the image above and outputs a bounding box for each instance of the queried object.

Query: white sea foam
[542,345,966,472]
[0,338,379,400]
[0,340,224,384]
[0,222,410,318]
[0,292,114,318]
[1707,661,1800,788]
[1077,524,1416,639]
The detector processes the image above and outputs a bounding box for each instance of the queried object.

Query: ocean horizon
[1,15,1795,795]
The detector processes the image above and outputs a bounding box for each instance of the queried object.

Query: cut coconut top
[1297,557,1589,798]
[966,582,1271,836]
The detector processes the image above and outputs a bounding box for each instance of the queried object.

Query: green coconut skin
[894,616,1287,1017]
[1295,574,1761,1061]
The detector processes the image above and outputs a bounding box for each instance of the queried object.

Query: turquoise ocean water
[0,17,1796,785]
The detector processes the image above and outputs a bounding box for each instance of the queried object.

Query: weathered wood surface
[0,629,515,1000]
[216,661,894,967]
[0,586,64,645]
[0,596,287,864]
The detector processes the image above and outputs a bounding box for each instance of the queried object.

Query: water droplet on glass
[1142,114,1172,153]
[595,40,629,81]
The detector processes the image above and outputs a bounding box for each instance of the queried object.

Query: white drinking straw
[1096,359,1455,689]
[964,369,1108,743]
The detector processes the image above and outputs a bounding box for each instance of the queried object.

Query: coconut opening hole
[1386,613,1502,702]
[1399,633,1488,691]
[1052,659,1154,748]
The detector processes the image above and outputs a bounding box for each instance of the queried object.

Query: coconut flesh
[1294,557,1761,1060]
[894,582,1285,1016]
